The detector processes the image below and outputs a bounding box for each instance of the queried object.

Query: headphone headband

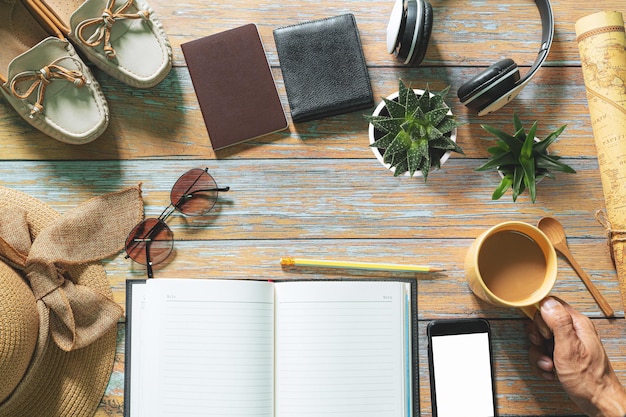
[387,0,554,115]
[470,0,553,115]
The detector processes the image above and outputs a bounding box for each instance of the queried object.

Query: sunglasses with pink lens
[125,168,229,278]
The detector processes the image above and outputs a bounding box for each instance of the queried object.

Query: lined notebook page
[273,281,409,417]
[136,279,275,417]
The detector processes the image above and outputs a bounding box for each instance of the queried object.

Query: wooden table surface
[2,0,625,415]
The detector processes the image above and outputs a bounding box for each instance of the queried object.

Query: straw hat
[0,186,143,417]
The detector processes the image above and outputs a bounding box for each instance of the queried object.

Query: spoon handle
[562,249,615,318]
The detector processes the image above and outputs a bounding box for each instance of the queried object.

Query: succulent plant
[365,80,463,180]
[476,114,576,202]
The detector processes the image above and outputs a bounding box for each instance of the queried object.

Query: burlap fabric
[0,186,143,417]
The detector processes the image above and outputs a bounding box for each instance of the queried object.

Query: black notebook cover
[181,24,288,150]
[273,14,374,123]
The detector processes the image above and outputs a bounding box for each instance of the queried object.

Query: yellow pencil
[280,257,444,273]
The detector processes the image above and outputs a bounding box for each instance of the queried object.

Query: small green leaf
[451,140,464,155]
[405,87,419,115]
[476,152,517,171]
[481,124,514,141]
[407,142,422,176]
[409,103,425,124]
[535,153,576,173]
[513,113,525,139]
[398,79,410,107]
[431,85,450,99]
[431,151,443,169]
[366,116,404,134]
[512,166,525,201]
[436,117,457,135]
[482,124,523,155]
[370,132,395,149]
[418,86,430,114]
[534,124,566,153]
[385,131,411,156]
[382,97,407,119]
[521,121,538,159]
[419,140,431,179]
[429,135,457,151]
[383,149,398,165]
[426,108,449,126]
[429,92,445,110]
[519,155,536,203]
[492,175,513,200]
[426,125,444,142]
[486,145,507,156]
[392,156,409,176]
[420,159,430,180]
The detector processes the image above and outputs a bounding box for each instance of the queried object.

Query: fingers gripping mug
[464,221,557,318]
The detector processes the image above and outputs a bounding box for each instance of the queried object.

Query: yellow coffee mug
[464,221,557,318]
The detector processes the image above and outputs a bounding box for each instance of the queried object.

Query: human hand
[526,297,626,417]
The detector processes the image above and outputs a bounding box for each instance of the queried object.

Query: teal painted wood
[0,66,601,160]
[101,237,622,317]
[0,159,608,240]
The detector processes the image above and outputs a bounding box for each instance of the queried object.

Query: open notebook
[124,279,417,417]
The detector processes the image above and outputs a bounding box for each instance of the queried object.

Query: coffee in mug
[465,221,557,317]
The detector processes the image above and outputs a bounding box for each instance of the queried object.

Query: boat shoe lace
[9,56,88,119]
[76,0,150,59]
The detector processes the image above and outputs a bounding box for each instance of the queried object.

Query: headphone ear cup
[408,0,432,65]
[394,0,418,63]
[457,58,521,112]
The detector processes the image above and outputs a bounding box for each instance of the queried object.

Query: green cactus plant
[365,80,463,180]
[476,114,576,203]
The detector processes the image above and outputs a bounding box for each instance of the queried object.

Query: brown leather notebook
[181,24,288,150]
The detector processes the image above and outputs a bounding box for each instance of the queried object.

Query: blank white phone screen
[431,332,495,417]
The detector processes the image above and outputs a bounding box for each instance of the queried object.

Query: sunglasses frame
[125,168,229,278]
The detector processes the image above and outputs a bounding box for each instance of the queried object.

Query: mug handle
[520,303,541,319]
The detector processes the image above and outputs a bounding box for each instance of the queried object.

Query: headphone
[386,0,554,116]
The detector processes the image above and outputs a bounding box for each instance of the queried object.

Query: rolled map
[575,11,626,309]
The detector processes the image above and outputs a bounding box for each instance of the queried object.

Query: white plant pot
[367,89,457,177]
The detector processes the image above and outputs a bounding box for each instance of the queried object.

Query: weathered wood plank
[0,159,609,240]
[0,67,604,159]
[99,237,622,318]
[4,160,618,311]
[153,0,623,67]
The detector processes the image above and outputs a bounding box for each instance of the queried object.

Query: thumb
[540,297,577,345]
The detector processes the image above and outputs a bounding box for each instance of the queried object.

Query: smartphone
[427,318,497,417]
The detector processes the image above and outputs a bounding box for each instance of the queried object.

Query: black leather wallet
[273,14,374,123]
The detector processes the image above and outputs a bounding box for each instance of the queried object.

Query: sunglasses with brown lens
[125,168,229,278]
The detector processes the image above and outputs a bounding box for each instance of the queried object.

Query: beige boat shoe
[1,0,108,144]
[25,0,173,88]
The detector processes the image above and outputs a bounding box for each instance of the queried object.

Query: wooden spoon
[537,216,614,318]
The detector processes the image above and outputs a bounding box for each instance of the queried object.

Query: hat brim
[0,187,116,417]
